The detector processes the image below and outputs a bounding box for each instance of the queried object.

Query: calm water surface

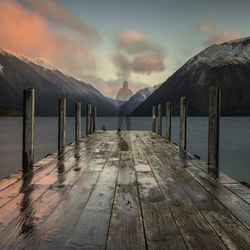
[0,117,250,183]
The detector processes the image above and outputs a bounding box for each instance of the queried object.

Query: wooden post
[86,104,91,136]
[75,102,81,142]
[90,105,93,134]
[157,104,162,136]
[152,106,156,133]
[58,97,66,154]
[208,87,221,175]
[179,97,187,152]
[22,88,35,173]
[92,106,97,133]
[166,102,172,141]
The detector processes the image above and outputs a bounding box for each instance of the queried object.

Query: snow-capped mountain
[0,49,117,116]
[132,37,250,116]
[120,84,159,113]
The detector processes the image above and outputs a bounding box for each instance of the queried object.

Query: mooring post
[180,97,187,152]
[90,105,93,134]
[58,97,66,154]
[92,106,97,133]
[22,88,35,173]
[166,102,172,141]
[208,87,221,176]
[75,102,81,142]
[86,104,91,136]
[158,104,162,136]
[152,106,156,133]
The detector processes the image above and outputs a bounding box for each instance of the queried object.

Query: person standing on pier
[116,80,133,132]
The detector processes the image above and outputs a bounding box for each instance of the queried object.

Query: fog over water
[0,117,250,183]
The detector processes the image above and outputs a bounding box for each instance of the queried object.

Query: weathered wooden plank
[0,133,108,227]
[185,164,250,230]
[0,161,80,248]
[138,132,227,249]
[203,210,250,250]
[0,132,112,248]
[224,183,250,205]
[66,140,120,249]
[141,136,223,211]
[0,132,105,206]
[140,133,249,249]
[130,132,187,249]
[37,171,100,250]
[0,131,249,250]
[107,151,145,250]
[137,171,186,250]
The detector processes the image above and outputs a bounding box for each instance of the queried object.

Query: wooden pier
[0,131,250,249]
[0,87,250,249]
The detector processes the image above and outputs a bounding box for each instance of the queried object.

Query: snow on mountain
[187,36,250,69]
[0,64,3,76]
[120,84,160,113]
[132,37,250,116]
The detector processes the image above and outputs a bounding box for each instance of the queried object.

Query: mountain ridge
[0,49,118,116]
[131,37,250,116]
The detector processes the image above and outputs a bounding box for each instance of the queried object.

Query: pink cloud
[204,31,242,47]
[113,31,166,76]
[117,31,161,54]
[24,0,100,43]
[132,54,165,74]
[0,0,96,75]
[196,20,214,33]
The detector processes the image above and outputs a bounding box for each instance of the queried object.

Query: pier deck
[0,131,250,249]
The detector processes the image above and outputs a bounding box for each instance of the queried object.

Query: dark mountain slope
[131,37,250,116]
[0,51,117,116]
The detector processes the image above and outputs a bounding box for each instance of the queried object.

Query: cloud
[24,0,100,43]
[112,31,166,77]
[117,31,162,54]
[0,0,96,76]
[132,54,165,74]
[112,53,131,77]
[203,31,242,47]
[196,20,214,33]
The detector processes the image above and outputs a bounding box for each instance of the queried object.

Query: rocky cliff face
[131,37,250,116]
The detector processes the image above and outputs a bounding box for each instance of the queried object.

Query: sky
[0,0,249,97]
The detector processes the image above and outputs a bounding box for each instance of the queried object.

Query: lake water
[0,117,250,183]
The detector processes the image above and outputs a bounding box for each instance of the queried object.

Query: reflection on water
[0,173,39,248]
[19,173,37,236]
[57,155,66,184]
[0,117,250,183]
[74,142,81,171]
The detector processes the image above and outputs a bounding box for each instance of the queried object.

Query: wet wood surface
[0,131,249,249]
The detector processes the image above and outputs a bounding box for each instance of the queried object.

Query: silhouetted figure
[102,124,106,131]
[116,81,133,131]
